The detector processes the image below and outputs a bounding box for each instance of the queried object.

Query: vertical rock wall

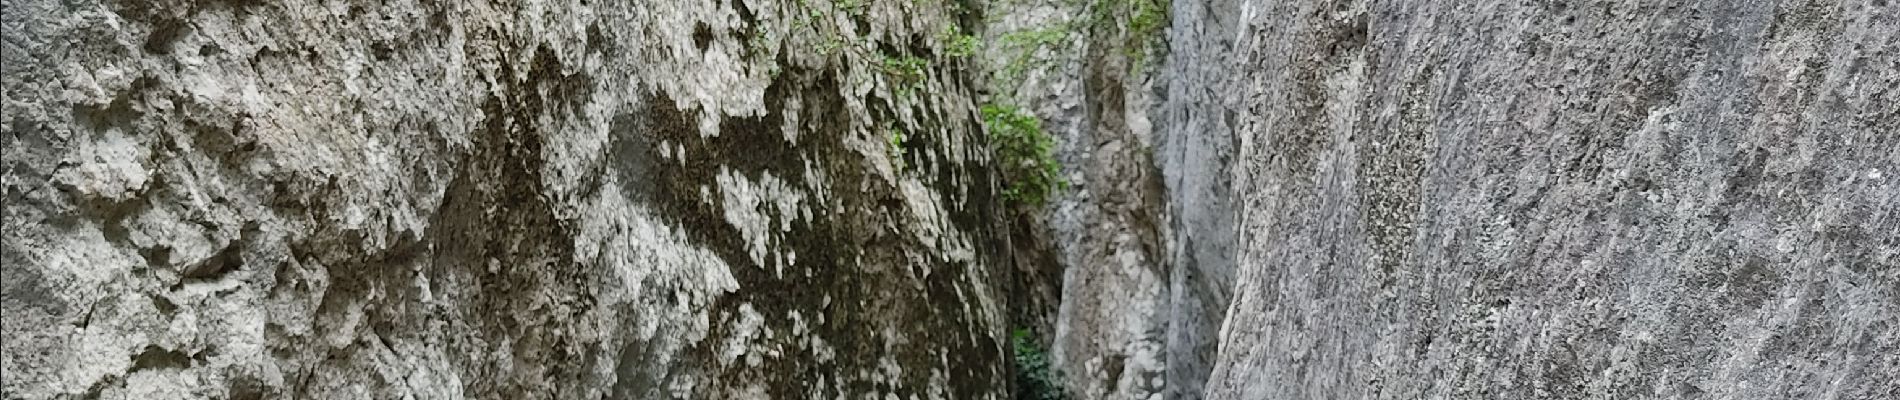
[1153,0,1238,397]
[985,0,1239,398]
[1210,0,1900,398]
[1,0,1014,398]
[10,0,1895,398]
[984,0,1180,398]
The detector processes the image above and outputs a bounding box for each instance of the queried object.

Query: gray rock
[1,0,1012,398]
[985,0,1180,398]
[1155,0,1240,397]
[1207,0,1900,399]
[9,0,1895,398]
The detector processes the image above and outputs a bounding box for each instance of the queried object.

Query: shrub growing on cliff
[1012,329,1068,400]
[1125,0,1169,67]
[882,54,932,98]
[943,24,981,58]
[983,103,1065,207]
[889,126,909,171]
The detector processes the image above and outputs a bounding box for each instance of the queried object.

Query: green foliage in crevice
[1123,0,1169,69]
[882,53,932,98]
[1013,329,1068,400]
[983,103,1065,207]
[765,0,982,102]
[985,0,1171,90]
[1080,0,1171,71]
[888,125,909,171]
[943,24,982,58]
[991,23,1074,90]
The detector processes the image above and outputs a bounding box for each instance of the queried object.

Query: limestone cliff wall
[983,0,1240,397]
[9,0,1897,398]
[1209,0,1900,399]
[0,0,1014,398]
[1151,0,1237,397]
[984,0,1178,398]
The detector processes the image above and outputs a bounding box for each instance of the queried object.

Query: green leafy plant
[1125,0,1169,68]
[992,24,1073,89]
[782,0,969,101]
[881,54,931,98]
[942,25,981,58]
[983,103,1065,206]
[834,0,863,16]
[1013,329,1067,400]
[888,126,909,171]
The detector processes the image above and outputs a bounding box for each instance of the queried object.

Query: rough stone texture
[0,0,1014,398]
[1140,0,1246,400]
[984,0,1181,398]
[1209,0,1900,399]
[13,0,1896,398]
[985,0,1086,345]
[1048,16,1171,400]
[1152,0,1238,397]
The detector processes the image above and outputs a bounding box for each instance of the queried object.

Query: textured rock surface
[1,0,1013,398]
[984,0,1087,345]
[1152,0,1237,397]
[10,0,1898,398]
[1209,0,1900,399]
[984,0,1180,398]
[984,0,1242,397]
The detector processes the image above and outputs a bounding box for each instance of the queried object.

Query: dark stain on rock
[628,63,874,398]
[226,373,275,400]
[609,323,673,399]
[71,76,155,134]
[370,42,394,61]
[694,21,716,52]
[605,114,658,204]
[732,0,756,26]
[178,242,244,282]
[1727,255,1781,309]
[0,247,67,316]
[1719,149,1768,216]
[1328,13,1369,59]
[142,17,189,54]
[1101,354,1128,391]
[586,23,613,54]
[1362,66,1434,283]
[130,345,193,371]
[391,42,596,397]
[149,293,178,315]
[612,51,1006,397]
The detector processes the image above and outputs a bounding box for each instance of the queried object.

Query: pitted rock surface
[1209,1,1900,399]
[2,0,1011,398]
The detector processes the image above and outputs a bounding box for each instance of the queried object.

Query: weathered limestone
[8,0,1895,398]
[1,0,1012,398]
[984,0,1245,397]
[1153,0,1239,398]
[1209,0,1900,398]
[984,0,1179,398]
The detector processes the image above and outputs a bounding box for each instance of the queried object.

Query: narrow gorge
[3,0,1896,399]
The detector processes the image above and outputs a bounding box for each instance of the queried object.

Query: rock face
[983,0,1181,398]
[1208,0,1900,399]
[1152,0,1238,398]
[1,0,1013,398]
[9,0,1898,398]
[985,0,1245,397]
